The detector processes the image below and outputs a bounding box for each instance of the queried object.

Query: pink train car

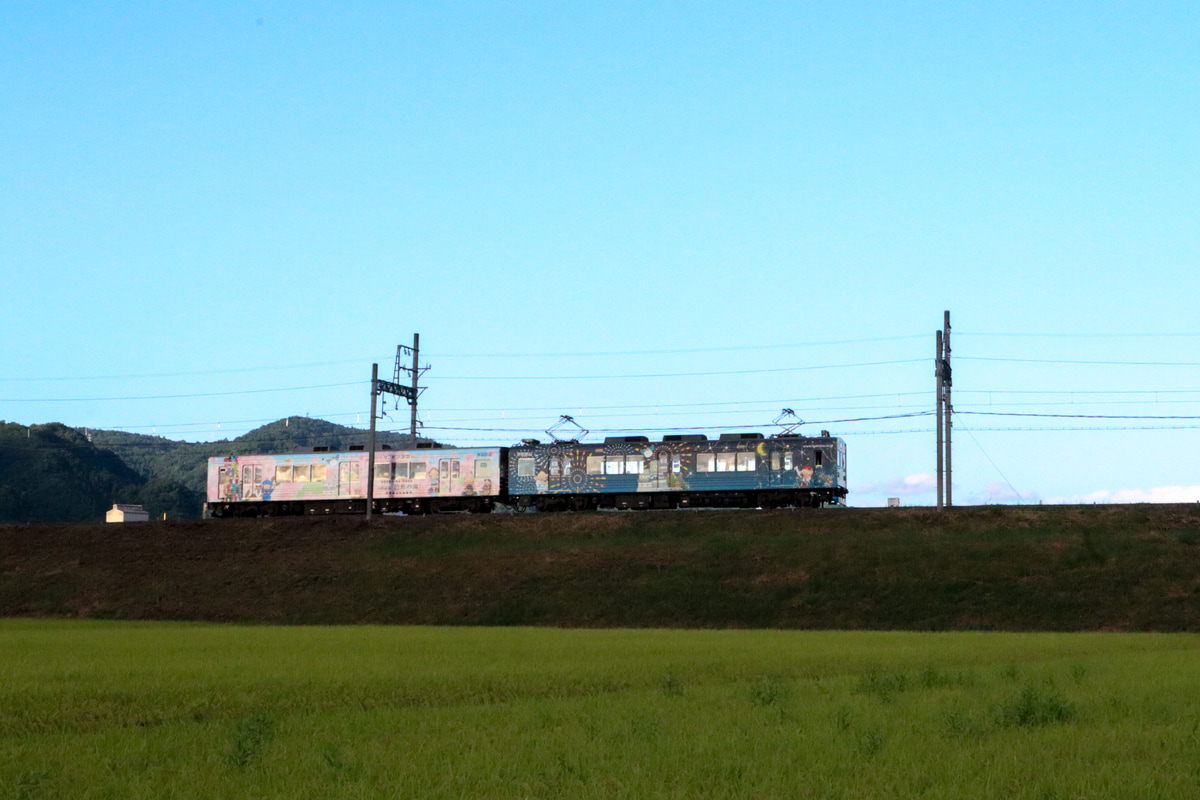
[206,446,505,516]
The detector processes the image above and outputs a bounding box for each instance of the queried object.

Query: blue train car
[507,432,846,511]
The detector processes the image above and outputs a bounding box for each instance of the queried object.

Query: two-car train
[205,430,847,517]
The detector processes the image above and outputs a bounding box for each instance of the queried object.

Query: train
[205,430,847,517]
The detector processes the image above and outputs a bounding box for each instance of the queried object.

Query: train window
[411,462,427,480]
[604,457,624,475]
[771,452,781,471]
[293,464,311,482]
[275,464,292,483]
[517,457,536,478]
[587,455,604,475]
[374,463,391,480]
[395,462,410,479]
[737,453,755,471]
[784,452,793,470]
[715,453,736,472]
[311,464,327,482]
[475,459,493,478]
[625,455,644,474]
[696,453,715,472]
[452,460,461,479]
[815,450,823,467]
[672,455,681,473]
[548,458,561,477]
[562,457,572,474]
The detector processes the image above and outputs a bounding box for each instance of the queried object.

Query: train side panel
[207,447,506,516]
[507,435,847,509]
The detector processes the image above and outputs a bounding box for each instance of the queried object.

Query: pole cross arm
[376,379,417,402]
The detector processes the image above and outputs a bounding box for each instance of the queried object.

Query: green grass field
[4,621,1200,798]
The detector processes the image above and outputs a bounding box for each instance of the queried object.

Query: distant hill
[0,422,201,523]
[86,418,442,502]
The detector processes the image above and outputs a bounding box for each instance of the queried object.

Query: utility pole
[410,334,420,441]
[394,333,430,447]
[367,363,379,521]
[944,310,952,507]
[365,336,429,519]
[936,330,944,511]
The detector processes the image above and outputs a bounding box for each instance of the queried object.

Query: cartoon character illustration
[260,478,274,501]
[535,469,549,494]
[428,467,440,496]
[798,465,814,488]
[481,478,493,495]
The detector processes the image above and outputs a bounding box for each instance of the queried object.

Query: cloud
[1047,486,1200,504]
[965,481,1041,505]
[855,473,937,497]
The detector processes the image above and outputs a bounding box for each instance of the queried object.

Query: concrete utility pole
[936,330,944,511]
[409,333,420,441]
[367,363,379,521]
[393,333,429,447]
[944,310,952,507]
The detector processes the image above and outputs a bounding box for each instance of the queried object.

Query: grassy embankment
[3,621,1200,798]
[2,503,1199,629]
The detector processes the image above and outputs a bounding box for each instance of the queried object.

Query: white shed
[106,504,149,523]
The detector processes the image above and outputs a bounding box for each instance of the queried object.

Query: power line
[959,356,1200,367]
[0,381,365,403]
[959,389,1200,396]
[959,410,1200,420]
[415,410,935,435]
[436,391,931,412]
[954,413,1024,503]
[435,359,926,381]
[427,334,928,358]
[0,360,367,383]
[959,332,1200,338]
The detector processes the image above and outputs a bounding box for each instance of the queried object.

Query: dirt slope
[2,505,1199,629]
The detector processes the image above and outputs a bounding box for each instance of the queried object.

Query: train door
[338,461,360,496]
[768,447,794,487]
[641,452,661,492]
[241,464,263,499]
[437,458,451,496]
[218,464,236,501]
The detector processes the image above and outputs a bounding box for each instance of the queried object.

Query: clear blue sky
[3,1,1198,506]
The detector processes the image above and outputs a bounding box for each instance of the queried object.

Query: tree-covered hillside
[0,423,201,523]
[0,418,440,523]
[87,418,437,499]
